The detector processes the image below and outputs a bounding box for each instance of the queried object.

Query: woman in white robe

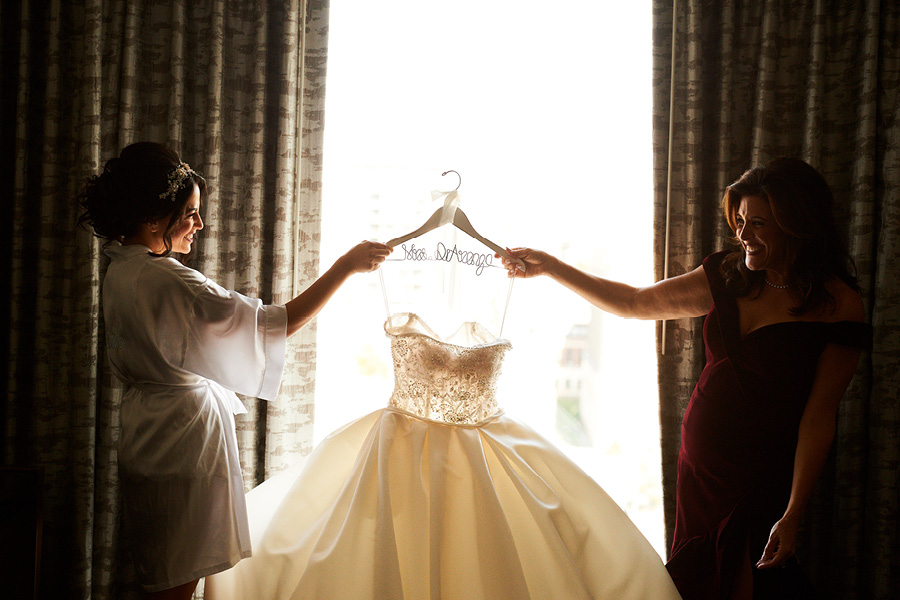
[78,142,391,599]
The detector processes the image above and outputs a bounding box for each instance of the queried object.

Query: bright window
[314,0,663,557]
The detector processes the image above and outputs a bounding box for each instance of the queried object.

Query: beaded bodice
[385,313,511,424]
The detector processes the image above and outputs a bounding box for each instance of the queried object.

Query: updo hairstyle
[77,142,206,255]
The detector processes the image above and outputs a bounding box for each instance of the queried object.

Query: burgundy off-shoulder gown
[665,251,872,599]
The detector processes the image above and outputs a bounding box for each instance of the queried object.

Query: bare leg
[145,579,199,600]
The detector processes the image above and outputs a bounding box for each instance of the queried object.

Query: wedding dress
[205,311,682,599]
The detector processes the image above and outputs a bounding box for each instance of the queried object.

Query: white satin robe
[102,243,286,592]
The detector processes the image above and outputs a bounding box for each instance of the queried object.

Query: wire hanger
[385,170,519,264]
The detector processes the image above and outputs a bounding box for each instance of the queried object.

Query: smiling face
[735,194,786,275]
[167,183,203,254]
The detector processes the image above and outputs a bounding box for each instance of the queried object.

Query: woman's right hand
[500,247,556,278]
[338,241,393,274]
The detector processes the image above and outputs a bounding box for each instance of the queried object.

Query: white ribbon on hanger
[432,189,461,227]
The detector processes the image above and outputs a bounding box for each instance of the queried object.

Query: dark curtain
[1,0,329,598]
[652,1,899,598]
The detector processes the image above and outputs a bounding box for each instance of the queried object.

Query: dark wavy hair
[77,142,206,256]
[720,157,858,315]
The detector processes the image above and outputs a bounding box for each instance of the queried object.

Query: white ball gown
[205,312,681,600]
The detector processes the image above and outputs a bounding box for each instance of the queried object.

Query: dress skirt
[205,408,682,600]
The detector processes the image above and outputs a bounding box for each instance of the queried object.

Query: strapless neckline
[384,312,510,349]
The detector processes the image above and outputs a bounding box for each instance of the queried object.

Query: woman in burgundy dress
[502,157,871,599]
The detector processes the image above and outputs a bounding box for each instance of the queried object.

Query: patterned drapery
[1,0,329,597]
[652,1,898,598]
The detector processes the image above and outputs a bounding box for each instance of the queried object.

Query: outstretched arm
[285,241,392,337]
[501,247,712,320]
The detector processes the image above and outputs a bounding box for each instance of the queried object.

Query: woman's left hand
[756,513,800,569]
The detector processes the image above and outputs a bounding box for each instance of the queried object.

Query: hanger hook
[441,170,461,192]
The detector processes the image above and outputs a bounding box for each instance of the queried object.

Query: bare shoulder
[824,276,864,322]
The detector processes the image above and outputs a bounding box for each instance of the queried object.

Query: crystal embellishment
[386,314,511,425]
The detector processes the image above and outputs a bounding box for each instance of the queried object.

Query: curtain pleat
[652,1,899,598]
[2,1,329,597]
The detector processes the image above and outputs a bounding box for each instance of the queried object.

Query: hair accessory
[158,161,198,202]
[764,276,789,289]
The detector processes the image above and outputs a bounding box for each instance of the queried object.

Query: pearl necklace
[764,276,789,289]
